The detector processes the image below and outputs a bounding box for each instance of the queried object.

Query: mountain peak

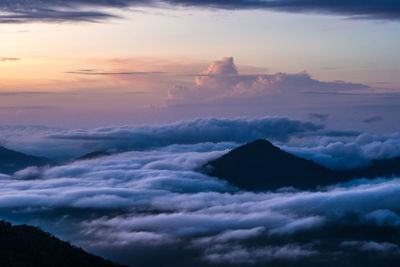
[204,139,338,191]
[233,139,280,151]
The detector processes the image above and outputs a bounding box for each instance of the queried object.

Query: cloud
[0,7,116,24]
[342,241,400,254]
[168,57,369,104]
[65,70,167,76]
[166,1,400,21]
[1,1,399,24]
[0,117,321,160]
[2,144,400,265]
[0,105,55,110]
[3,117,400,265]
[50,116,322,143]
[363,209,400,227]
[0,57,20,61]
[281,131,400,169]
[201,244,317,264]
[363,115,383,124]
[2,116,400,170]
[309,113,329,122]
[2,128,400,265]
[0,92,51,96]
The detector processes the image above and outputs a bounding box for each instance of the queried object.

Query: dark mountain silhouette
[0,146,53,175]
[75,150,111,161]
[203,139,341,191]
[0,220,126,267]
[203,139,400,191]
[340,156,400,179]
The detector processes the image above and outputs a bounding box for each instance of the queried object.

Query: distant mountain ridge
[338,157,400,180]
[0,146,53,175]
[204,139,400,191]
[0,220,126,267]
[75,150,112,161]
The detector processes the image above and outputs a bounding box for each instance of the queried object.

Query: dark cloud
[1,0,399,24]
[302,91,364,95]
[342,240,400,253]
[309,113,329,122]
[363,115,383,123]
[0,7,116,24]
[171,0,400,21]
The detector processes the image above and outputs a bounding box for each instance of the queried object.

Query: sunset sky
[1,1,400,131]
[3,2,400,266]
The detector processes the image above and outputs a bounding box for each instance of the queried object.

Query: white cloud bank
[2,117,400,170]
[1,139,400,265]
[0,117,323,160]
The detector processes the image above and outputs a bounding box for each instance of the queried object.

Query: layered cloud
[1,140,400,265]
[168,57,369,104]
[283,131,400,169]
[0,117,323,160]
[1,0,399,23]
[2,116,400,170]
[2,117,400,265]
[0,57,20,61]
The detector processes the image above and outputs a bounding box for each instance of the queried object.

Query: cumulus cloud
[168,57,368,104]
[1,0,399,23]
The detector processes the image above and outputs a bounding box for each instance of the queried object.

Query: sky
[1,0,400,132]
[3,2,400,266]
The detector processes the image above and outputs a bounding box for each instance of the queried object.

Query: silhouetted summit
[0,146,52,175]
[204,139,339,191]
[75,150,112,161]
[204,139,400,191]
[0,220,126,267]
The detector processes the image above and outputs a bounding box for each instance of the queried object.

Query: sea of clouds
[1,116,400,265]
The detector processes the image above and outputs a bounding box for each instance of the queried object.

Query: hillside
[340,156,400,179]
[0,220,126,267]
[0,146,52,175]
